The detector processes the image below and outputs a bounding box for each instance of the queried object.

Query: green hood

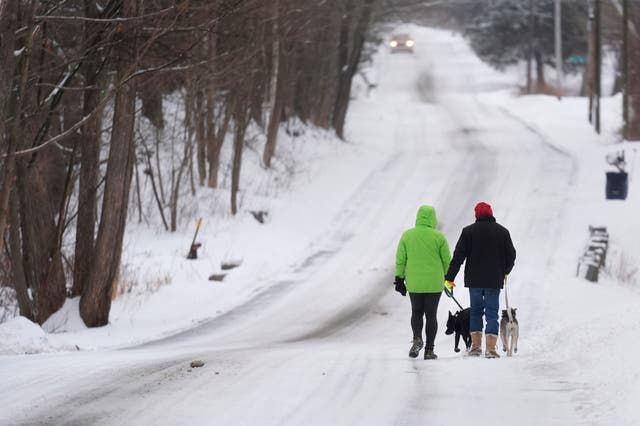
[415,205,437,228]
[396,205,451,293]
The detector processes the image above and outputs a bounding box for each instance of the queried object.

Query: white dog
[500,308,519,357]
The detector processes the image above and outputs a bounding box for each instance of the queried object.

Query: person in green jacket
[394,205,451,360]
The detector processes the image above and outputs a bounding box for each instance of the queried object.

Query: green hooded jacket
[395,205,452,293]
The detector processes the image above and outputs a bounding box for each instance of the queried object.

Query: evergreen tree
[465,0,587,85]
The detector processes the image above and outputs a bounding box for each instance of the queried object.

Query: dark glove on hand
[394,276,407,296]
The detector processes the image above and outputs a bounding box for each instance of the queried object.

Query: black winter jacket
[445,216,516,289]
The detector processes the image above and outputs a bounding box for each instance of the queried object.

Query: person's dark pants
[469,288,500,335]
[409,292,442,349]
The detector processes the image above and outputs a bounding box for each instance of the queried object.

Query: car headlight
[390,41,398,47]
[405,40,414,47]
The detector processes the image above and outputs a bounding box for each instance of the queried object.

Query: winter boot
[485,334,500,359]
[424,347,438,360]
[409,337,424,358]
[468,332,483,357]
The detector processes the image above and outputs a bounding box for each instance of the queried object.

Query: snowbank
[42,297,87,333]
[480,91,640,287]
[0,317,62,355]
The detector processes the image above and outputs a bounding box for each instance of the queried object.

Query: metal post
[555,0,563,97]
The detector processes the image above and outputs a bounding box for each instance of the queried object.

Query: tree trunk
[169,131,194,232]
[332,1,353,139]
[313,21,340,129]
[80,0,140,327]
[612,51,623,95]
[195,90,207,186]
[333,0,375,139]
[0,0,20,243]
[208,105,231,188]
[263,75,284,168]
[16,152,67,324]
[626,2,640,139]
[154,127,166,204]
[534,50,545,87]
[205,29,220,188]
[263,25,285,169]
[231,97,249,215]
[5,1,66,324]
[72,0,103,297]
[8,191,34,320]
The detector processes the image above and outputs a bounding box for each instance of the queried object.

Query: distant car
[389,34,414,53]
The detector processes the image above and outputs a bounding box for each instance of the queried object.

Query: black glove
[394,276,407,296]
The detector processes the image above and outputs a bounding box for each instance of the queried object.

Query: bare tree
[333,0,377,139]
[81,0,142,327]
[72,0,109,297]
[262,0,283,169]
[1,0,382,326]
[0,0,19,239]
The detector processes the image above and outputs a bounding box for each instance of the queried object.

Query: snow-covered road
[2,27,623,426]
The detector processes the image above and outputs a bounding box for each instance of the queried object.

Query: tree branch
[35,6,177,23]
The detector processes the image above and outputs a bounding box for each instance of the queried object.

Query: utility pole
[588,0,601,132]
[594,0,601,134]
[587,1,594,123]
[527,0,534,94]
[622,0,629,138]
[555,0,563,98]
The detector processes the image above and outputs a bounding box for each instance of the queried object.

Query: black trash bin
[606,171,628,200]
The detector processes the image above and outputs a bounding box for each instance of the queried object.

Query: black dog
[445,308,471,353]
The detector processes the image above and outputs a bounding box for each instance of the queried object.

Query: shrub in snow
[604,246,639,288]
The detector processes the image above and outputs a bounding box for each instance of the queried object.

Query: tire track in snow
[141,149,409,349]
[391,30,582,426]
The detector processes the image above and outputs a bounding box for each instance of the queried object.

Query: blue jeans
[469,288,500,335]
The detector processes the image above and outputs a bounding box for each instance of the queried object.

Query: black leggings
[409,292,441,349]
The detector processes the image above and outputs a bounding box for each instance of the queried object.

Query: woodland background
[1,0,638,327]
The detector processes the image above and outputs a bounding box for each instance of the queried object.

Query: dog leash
[444,287,464,310]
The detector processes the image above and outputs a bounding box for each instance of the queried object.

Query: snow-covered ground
[2,25,639,425]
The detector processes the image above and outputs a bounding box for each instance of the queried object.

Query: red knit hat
[474,202,493,218]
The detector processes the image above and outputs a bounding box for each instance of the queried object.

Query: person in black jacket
[444,202,516,358]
